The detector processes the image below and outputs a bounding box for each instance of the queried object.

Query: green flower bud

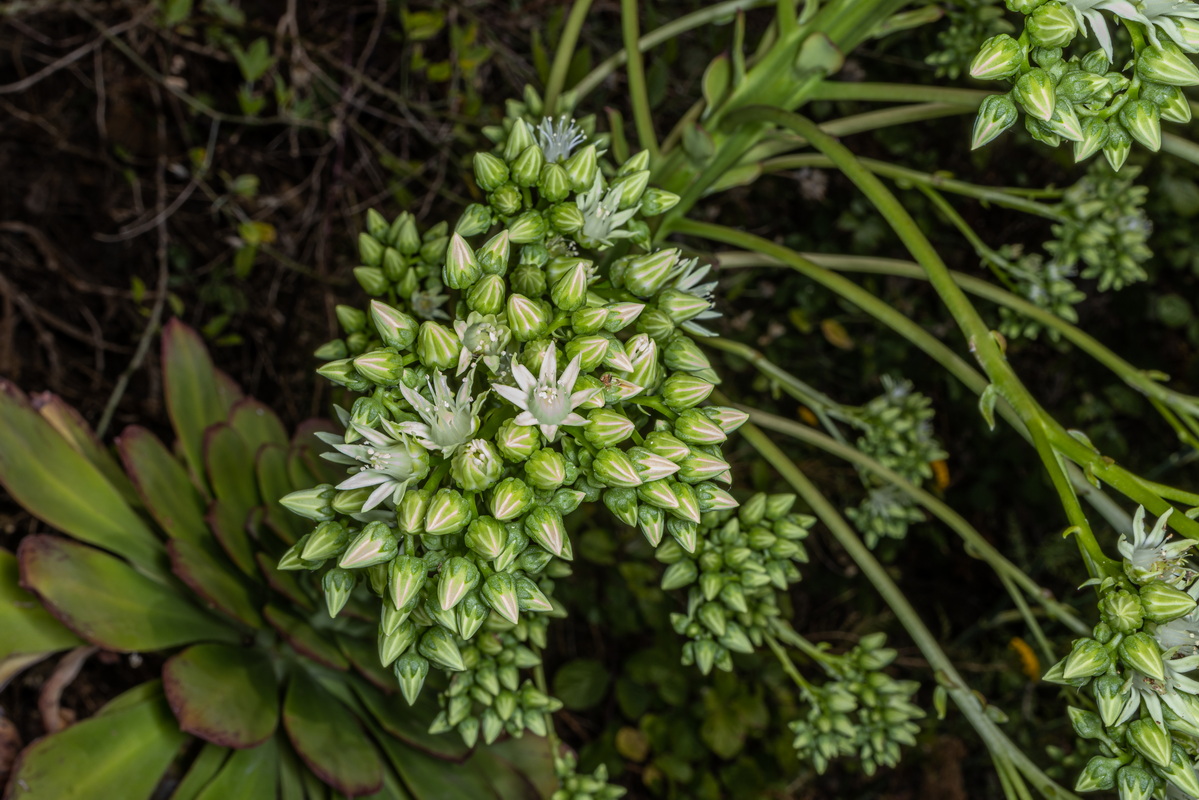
[455,203,493,237]
[1103,121,1132,171]
[353,266,389,296]
[673,408,728,445]
[438,556,481,612]
[1090,673,1131,728]
[1100,589,1144,633]
[464,516,507,561]
[654,289,709,325]
[475,230,511,276]
[474,151,509,192]
[548,202,585,233]
[366,208,390,241]
[301,520,349,561]
[455,592,488,640]
[638,478,680,512]
[1128,718,1173,767]
[507,211,548,244]
[425,488,472,536]
[377,619,418,667]
[594,447,644,488]
[664,335,714,376]
[313,339,348,360]
[1045,98,1084,141]
[524,506,567,556]
[551,488,585,516]
[1120,632,1166,681]
[645,431,692,462]
[661,558,698,591]
[395,651,430,704]
[583,408,636,448]
[678,449,730,484]
[1157,747,1199,798]
[570,306,607,336]
[394,213,422,254]
[336,305,367,334]
[488,183,523,216]
[493,421,538,464]
[603,487,640,526]
[537,162,571,203]
[1057,71,1108,103]
[638,504,666,546]
[525,448,567,491]
[463,274,505,317]
[618,334,658,392]
[358,232,385,267]
[1073,116,1108,162]
[451,439,504,491]
[1140,581,1197,624]
[321,567,356,617]
[515,574,554,612]
[482,572,521,624]
[1061,637,1113,681]
[667,517,698,552]
[353,350,404,385]
[1014,69,1055,123]
[422,238,450,267]
[564,144,598,191]
[696,482,738,512]
[1026,2,1076,48]
[1138,43,1199,87]
[490,477,535,521]
[494,524,529,573]
[970,93,1020,152]
[397,488,431,535]
[380,247,405,283]
[609,170,650,210]
[623,249,678,297]
[511,144,545,188]
[503,118,536,162]
[368,300,417,350]
[506,294,550,342]
[277,536,318,571]
[1119,99,1162,151]
[387,554,426,611]
[419,626,466,672]
[1160,84,1193,124]
[444,233,482,291]
[550,262,590,312]
[416,321,461,370]
[339,521,399,569]
[1067,705,1105,740]
[517,544,554,573]
[1073,755,1120,792]
[628,447,681,483]
[672,482,702,525]
[970,34,1024,80]
[640,187,680,216]
[1117,764,1158,800]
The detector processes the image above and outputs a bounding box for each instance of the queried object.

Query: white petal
[1084,9,1115,62]
[559,354,582,393]
[570,387,603,407]
[539,423,560,441]
[493,383,529,409]
[399,382,433,418]
[361,480,398,512]
[338,470,392,490]
[513,411,537,427]
[314,431,344,445]
[511,362,537,392]
[320,452,359,466]
[560,412,589,427]
[539,345,559,386]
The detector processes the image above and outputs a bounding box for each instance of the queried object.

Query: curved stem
[619,0,658,158]
[544,0,595,115]
[811,82,990,105]
[737,421,1080,800]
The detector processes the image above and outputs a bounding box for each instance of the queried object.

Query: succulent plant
[0,321,551,799]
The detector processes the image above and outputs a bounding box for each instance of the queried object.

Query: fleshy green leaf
[168,539,264,628]
[337,632,395,693]
[256,443,306,546]
[163,319,241,493]
[0,382,168,581]
[193,734,279,800]
[0,548,84,664]
[118,425,209,548]
[206,499,257,577]
[167,743,231,800]
[282,667,383,797]
[5,681,189,800]
[263,605,348,670]
[163,643,279,748]
[32,391,139,507]
[228,398,288,459]
[19,534,236,651]
[254,552,314,612]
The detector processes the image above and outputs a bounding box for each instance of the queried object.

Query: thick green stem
[620,0,658,157]
[738,421,1080,800]
[544,0,595,115]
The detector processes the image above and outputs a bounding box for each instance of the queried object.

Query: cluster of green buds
[653,493,815,674]
[844,377,946,547]
[788,633,924,776]
[969,0,1199,167]
[995,243,1087,341]
[1044,507,1199,799]
[1046,160,1153,292]
[925,0,1015,79]
[552,751,626,800]
[279,95,760,747]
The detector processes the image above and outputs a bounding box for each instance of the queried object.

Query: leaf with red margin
[335,633,395,694]
[254,552,314,612]
[192,735,279,800]
[204,424,260,526]
[32,391,139,507]
[118,425,209,548]
[205,500,257,577]
[18,535,235,651]
[229,398,288,458]
[263,605,348,671]
[165,743,231,800]
[289,419,344,489]
[0,381,168,581]
[163,643,279,749]
[283,667,383,798]
[168,539,264,629]
[256,443,307,546]
[0,548,83,664]
[163,320,235,494]
[3,681,189,800]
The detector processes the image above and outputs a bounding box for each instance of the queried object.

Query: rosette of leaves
[289,104,768,737]
[1043,507,1199,799]
[968,0,1199,167]
[0,321,550,800]
[653,493,814,674]
[1046,160,1153,291]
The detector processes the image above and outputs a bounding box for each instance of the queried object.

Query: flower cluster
[995,243,1087,341]
[552,751,626,800]
[925,0,1016,79]
[278,99,754,747]
[969,0,1199,167]
[654,492,815,674]
[788,633,925,776]
[1047,160,1153,291]
[844,377,947,547]
[1044,507,1199,799]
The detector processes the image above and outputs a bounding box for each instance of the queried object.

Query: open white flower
[397,369,488,456]
[536,116,586,162]
[577,174,639,249]
[453,312,511,375]
[664,257,721,336]
[1116,656,1199,728]
[317,424,430,511]
[1064,0,1144,61]
[493,347,600,440]
[1119,506,1196,587]
[1138,0,1199,50]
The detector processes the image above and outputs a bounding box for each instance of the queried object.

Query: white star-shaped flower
[493,347,600,441]
[396,369,488,456]
[1064,0,1145,61]
[317,424,430,512]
